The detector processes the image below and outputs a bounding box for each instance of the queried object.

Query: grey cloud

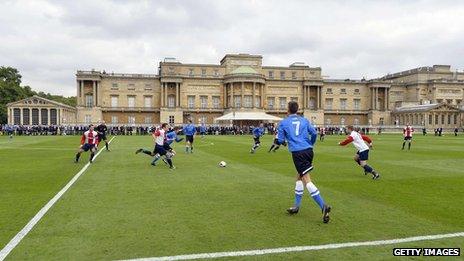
[1,0,464,95]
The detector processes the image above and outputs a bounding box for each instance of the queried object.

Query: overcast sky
[1,0,464,96]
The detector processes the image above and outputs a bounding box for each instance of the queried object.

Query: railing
[101,107,160,112]
[77,70,158,78]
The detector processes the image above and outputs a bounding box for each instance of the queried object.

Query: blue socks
[294,181,304,207]
[306,182,325,210]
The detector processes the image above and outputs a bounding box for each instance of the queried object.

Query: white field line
[122,231,464,261]
[0,136,116,261]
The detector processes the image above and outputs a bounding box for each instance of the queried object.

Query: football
[219,161,227,167]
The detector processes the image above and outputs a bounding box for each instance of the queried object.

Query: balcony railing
[101,107,160,112]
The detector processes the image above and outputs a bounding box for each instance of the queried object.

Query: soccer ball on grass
[219,161,227,167]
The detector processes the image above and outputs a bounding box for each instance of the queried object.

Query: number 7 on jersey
[292,121,300,136]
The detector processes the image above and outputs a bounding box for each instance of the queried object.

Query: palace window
[199,116,207,124]
[279,97,286,109]
[441,114,445,124]
[326,88,333,94]
[280,71,285,80]
[354,89,360,94]
[325,98,333,110]
[340,117,345,126]
[354,118,360,125]
[214,69,219,77]
[168,95,175,108]
[200,96,208,109]
[454,114,458,124]
[429,114,432,125]
[354,99,361,110]
[145,116,152,124]
[31,109,39,125]
[448,114,451,125]
[244,95,252,108]
[85,115,92,124]
[268,71,274,79]
[309,98,315,109]
[41,109,48,125]
[144,96,152,108]
[111,96,118,107]
[188,96,195,109]
[234,95,241,108]
[128,116,135,124]
[127,96,135,108]
[292,72,297,79]
[340,88,346,94]
[128,83,135,90]
[169,115,175,124]
[213,96,220,108]
[50,109,57,125]
[13,108,20,125]
[435,114,439,124]
[111,116,118,124]
[112,83,118,88]
[255,96,261,108]
[379,118,384,125]
[201,68,206,76]
[85,95,93,107]
[189,68,194,76]
[267,97,274,109]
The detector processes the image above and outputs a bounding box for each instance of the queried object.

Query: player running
[339,125,380,180]
[96,120,110,151]
[75,124,99,163]
[268,128,286,152]
[184,120,196,153]
[199,123,207,139]
[135,123,175,169]
[250,123,265,154]
[402,124,414,150]
[276,101,331,223]
[319,127,326,141]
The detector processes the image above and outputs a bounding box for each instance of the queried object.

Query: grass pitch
[0,134,463,260]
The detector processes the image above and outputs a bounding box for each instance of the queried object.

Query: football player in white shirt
[75,124,99,163]
[135,123,175,169]
[338,125,380,180]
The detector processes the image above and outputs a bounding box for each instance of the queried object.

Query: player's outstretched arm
[339,136,353,146]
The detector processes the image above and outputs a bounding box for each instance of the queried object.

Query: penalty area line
[0,136,116,261]
[121,231,464,261]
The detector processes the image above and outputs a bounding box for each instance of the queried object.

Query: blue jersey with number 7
[277,114,317,152]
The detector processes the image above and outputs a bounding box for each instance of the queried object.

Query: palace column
[160,82,164,107]
[230,83,234,108]
[252,82,256,108]
[29,108,32,125]
[47,109,51,125]
[38,109,42,125]
[80,81,84,106]
[176,83,180,107]
[93,81,97,106]
[241,82,244,108]
[164,83,168,107]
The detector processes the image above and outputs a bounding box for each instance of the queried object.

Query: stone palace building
[9,53,463,128]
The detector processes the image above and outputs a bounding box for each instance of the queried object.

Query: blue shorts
[357,150,369,161]
[82,143,96,152]
[291,148,314,175]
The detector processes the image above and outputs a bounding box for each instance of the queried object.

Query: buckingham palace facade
[75,53,464,127]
